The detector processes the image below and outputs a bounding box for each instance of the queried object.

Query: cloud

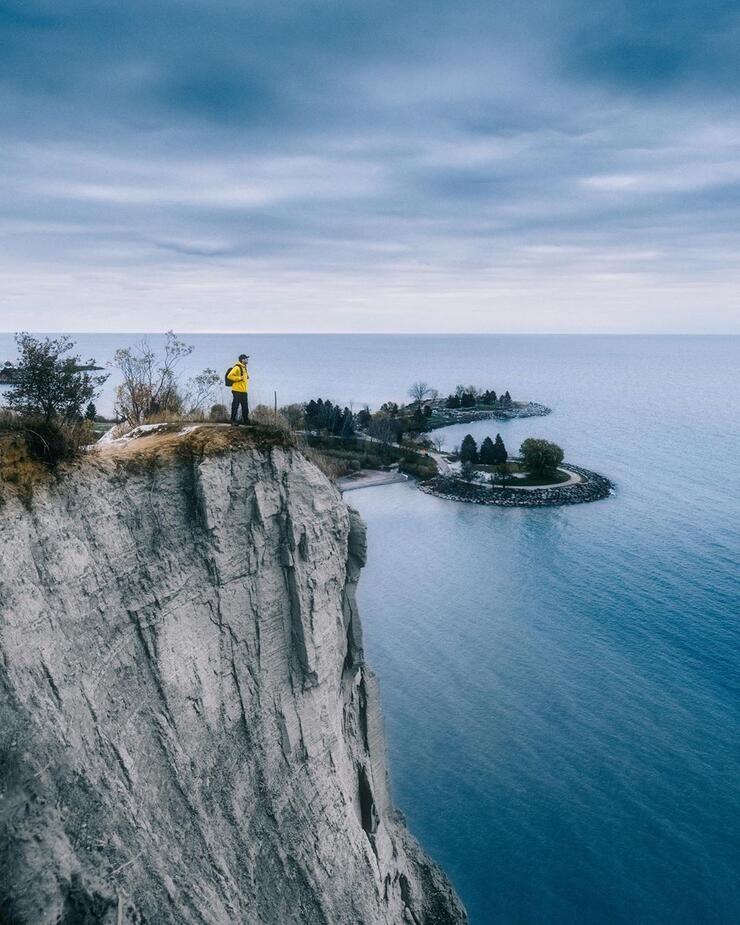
[0,0,738,331]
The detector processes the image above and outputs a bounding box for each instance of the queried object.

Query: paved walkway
[337,470,409,492]
[496,466,582,491]
[428,451,452,475]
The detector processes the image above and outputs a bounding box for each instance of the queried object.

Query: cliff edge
[0,426,466,924]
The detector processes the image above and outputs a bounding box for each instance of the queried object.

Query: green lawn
[474,461,571,487]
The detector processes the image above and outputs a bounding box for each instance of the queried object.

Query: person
[227,354,250,424]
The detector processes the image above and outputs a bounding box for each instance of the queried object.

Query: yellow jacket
[227,362,249,393]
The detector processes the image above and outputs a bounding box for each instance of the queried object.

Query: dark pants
[230,392,249,423]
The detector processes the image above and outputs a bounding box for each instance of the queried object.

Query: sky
[1,0,739,333]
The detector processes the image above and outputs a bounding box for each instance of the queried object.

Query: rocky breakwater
[0,425,466,925]
[420,462,613,507]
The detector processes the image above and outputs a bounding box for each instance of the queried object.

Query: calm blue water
[1,333,738,923]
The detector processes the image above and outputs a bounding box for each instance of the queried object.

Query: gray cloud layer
[1,0,739,331]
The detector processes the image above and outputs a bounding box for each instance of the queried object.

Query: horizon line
[0,330,738,337]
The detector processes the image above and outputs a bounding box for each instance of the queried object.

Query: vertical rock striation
[0,433,466,924]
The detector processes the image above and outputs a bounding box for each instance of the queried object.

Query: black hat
[239,354,249,361]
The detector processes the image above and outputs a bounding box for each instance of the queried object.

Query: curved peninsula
[420,461,613,507]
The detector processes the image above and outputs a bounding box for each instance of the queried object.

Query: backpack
[224,365,236,387]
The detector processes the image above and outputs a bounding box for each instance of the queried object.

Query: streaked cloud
[0,0,738,331]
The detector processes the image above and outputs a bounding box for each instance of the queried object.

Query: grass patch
[474,461,571,486]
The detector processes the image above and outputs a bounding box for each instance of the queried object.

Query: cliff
[0,426,466,925]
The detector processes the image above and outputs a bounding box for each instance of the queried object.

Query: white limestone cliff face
[0,434,466,925]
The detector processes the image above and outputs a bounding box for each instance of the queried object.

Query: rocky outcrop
[0,429,466,924]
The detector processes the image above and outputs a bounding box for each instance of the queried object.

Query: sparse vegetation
[0,334,108,493]
[4,333,108,424]
[110,331,220,425]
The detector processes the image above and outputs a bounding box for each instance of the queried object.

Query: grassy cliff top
[97,421,295,460]
[0,422,296,502]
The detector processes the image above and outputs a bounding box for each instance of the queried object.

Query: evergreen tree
[446,394,460,409]
[491,433,508,465]
[6,334,108,424]
[460,434,478,464]
[479,436,496,464]
[340,407,355,437]
[356,407,372,428]
[305,399,318,428]
[84,402,97,421]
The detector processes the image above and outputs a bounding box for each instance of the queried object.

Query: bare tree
[408,381,431,408]
[431,434,445,453]
[182,369,221,417]
[367,413,398,446]
[111,331,193,425]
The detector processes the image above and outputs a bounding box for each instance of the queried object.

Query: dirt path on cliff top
[94,423,289,460]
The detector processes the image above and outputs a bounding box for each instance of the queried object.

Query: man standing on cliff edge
[227,354,250,425]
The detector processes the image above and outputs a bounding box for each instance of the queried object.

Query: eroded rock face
[0,442,466,925]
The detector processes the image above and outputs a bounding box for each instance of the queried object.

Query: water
[1,333,738,923]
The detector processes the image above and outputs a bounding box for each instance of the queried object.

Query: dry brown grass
[0,420,314,503]
[299,443,343,481]
[99,423,296,471]
[0,433,52,501]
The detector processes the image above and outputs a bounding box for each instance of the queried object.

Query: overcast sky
[1,0,739,333]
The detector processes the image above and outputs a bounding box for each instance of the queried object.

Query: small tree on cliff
[111,331,191,425]
[6,333,108,424]
[459,434,478,464]
[520,438,564,476]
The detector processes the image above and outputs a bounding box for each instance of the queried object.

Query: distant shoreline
[419,400,551,431]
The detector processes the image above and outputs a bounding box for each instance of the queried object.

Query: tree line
[457,433,564,477]
[445,389,512,410]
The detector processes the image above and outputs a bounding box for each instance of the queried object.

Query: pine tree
[357,407,372,428]
[340,407,355,437]
[492,433,508,465]
[460,434,478,464]
[479,436,495,464]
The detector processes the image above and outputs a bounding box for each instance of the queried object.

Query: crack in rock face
[0,441,467,925]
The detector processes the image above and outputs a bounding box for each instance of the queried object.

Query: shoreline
[422,400,551,430]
